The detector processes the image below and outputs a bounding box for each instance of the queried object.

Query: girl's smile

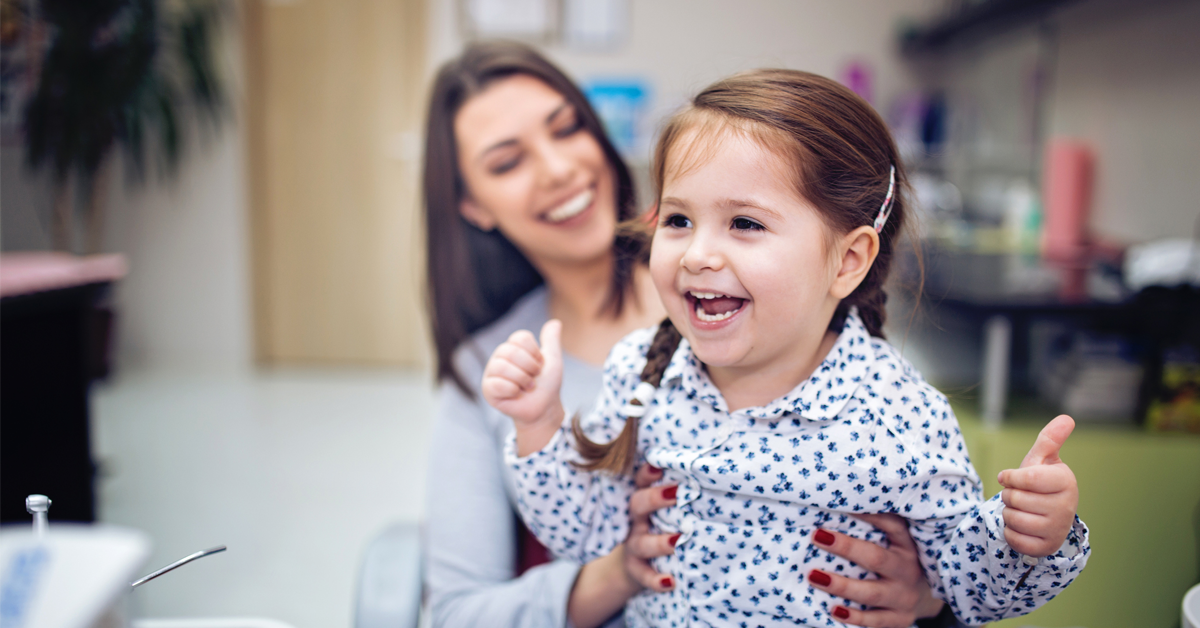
[687,290,746,324]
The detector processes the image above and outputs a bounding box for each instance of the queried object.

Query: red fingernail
[668,534,681,547]
[833,606,850,619]
[808,569,831,586]
[660,576,673,588]
[662,485,677,500]
[814,529,835,546]
[648,465,662,474]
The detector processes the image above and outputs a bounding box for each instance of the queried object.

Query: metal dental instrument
[131,545,227,588]
[26,494,51,538]
[22,493,226,589]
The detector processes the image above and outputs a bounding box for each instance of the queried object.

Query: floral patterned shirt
[506,311,1089,628]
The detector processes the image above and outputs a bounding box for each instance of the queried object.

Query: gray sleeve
[424,381,582,628]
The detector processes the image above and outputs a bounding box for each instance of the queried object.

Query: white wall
[427,0,939,165]
[101,120,252,372]
[0,149,55,251]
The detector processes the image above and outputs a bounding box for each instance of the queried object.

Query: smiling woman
[421,43,647,393]
[420,41,673,628]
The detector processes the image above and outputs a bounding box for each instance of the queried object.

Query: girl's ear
[830,225,880,299]
[459,197,498,231]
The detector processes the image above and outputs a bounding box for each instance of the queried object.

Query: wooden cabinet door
[245,0,428,366]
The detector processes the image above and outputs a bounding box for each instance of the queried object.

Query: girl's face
[454,75,618,271]
[650,129,875,384]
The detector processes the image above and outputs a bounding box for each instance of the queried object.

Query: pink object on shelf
[840,60,873,105]
[0,252,128,298]
[1041,139,1094,263]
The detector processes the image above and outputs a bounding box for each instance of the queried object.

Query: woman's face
[454,75,618,272]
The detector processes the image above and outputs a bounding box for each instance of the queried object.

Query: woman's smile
[542,186,595,224]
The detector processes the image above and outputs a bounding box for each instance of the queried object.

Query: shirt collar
[661,309,876,421]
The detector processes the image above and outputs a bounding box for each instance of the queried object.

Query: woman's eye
[490,157,521,175]
[553,115,583,138]
[732,217,765,231]
[663,214,692,229]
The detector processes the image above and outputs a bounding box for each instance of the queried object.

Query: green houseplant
[22,0,226,253]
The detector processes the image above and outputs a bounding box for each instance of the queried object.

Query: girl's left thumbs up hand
[997,415,1079,557]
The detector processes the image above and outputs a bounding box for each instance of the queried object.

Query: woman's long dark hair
[424,41,643,395]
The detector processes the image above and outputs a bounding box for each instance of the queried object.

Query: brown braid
[836,280,889,338]
[571,319,682,475]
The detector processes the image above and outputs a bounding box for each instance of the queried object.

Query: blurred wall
[427,0,940,167]
[1048,0,1200,243]
[0,151,55,251]
[101,114,253,372]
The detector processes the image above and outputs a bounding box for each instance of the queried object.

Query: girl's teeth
[546,189,594,222]
[695,308,735,322]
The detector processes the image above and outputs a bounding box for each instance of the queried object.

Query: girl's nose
[681,231,724,273]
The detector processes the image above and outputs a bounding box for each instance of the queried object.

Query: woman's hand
[567,464,678,628]
[624,463,679,592]
[806,514,946,628]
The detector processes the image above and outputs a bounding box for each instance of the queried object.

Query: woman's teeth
[545,189,594,223]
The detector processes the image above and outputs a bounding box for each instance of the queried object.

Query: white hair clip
[873,165,897,233]
[620,382,658,418]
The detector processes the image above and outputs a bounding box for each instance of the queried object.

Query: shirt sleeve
[425,381,582,628]
[505,352,642,565]
[896,390,1091,625]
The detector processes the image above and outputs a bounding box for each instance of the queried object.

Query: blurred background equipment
[0,252,127,524]
[0,494,293,628]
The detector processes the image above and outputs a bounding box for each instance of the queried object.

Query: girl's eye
[732,217,765,231]
[663,214,692,229]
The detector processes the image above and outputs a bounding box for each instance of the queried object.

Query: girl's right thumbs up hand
[483,320,567,454]
[997,414,1079,557]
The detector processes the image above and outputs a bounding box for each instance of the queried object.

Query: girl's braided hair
[572,318,682,474]
[575,69,912,475]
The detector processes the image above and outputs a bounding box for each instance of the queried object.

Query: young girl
[483,69,1089,627]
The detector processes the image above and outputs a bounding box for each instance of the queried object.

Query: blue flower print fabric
[506,311,1089,628]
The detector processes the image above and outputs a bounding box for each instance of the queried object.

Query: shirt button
[681,519,696,535]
